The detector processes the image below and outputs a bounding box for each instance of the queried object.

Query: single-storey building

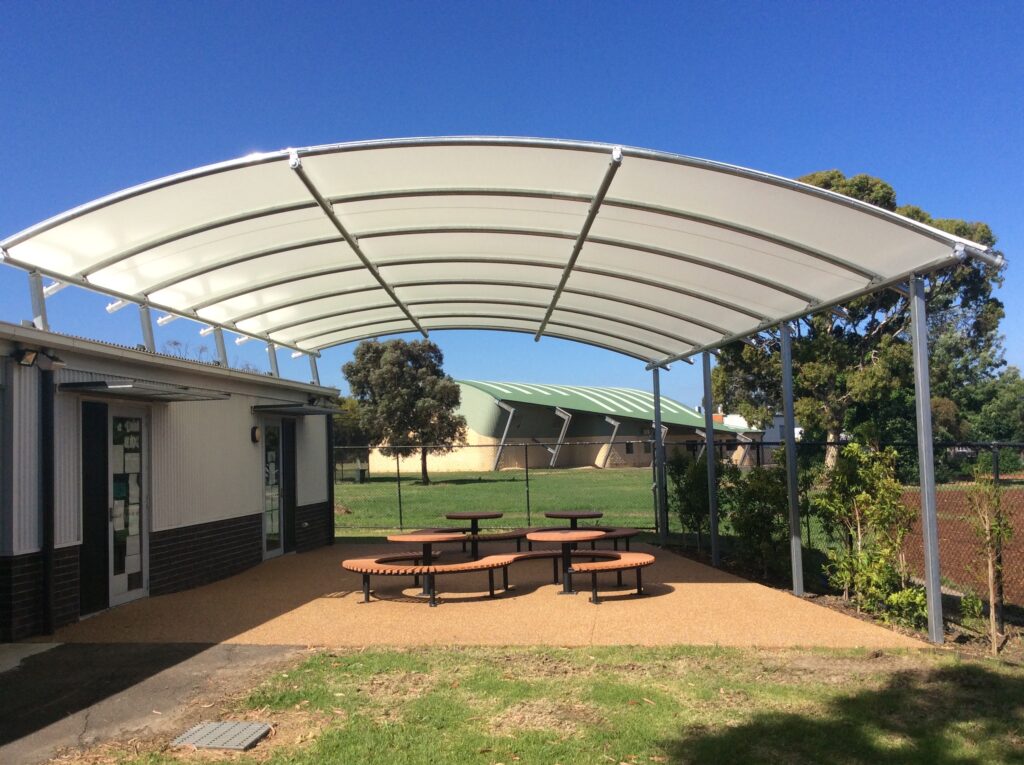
[370,379,758,473]
[0,322,338,640]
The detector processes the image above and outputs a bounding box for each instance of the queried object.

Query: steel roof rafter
[287,151,428,338]
[535,146,623,340]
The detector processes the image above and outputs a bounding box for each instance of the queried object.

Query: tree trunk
[420,448,430,485]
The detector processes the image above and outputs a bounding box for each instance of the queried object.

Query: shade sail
[0,137,997,366]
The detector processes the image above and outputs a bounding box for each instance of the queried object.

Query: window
[643,442,652,454]
[625,442,634,455]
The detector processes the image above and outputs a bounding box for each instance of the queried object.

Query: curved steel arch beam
[229,277,737,338]
[192,256,768,325]
[272,297,703,349]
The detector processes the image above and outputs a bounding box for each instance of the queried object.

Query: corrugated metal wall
[296,416,328,506]
[150,395,263,532]
[0,360,10,556]
[53,387,81,548]
[11,364,41,554]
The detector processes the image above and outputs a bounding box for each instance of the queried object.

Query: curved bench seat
[343,547,655,606]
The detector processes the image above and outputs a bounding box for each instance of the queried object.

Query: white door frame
[108,404,151,607]
[262,417,284,559]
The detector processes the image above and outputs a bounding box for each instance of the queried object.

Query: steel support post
[138,304,155,352]
[780,322,804,595]
[702,352,721,566]
[213,327,229,366]
[308,354,320,385]
[910,276,944,644]
[267,342,280,377]
[652,367,668,545]
[29,271,49,331]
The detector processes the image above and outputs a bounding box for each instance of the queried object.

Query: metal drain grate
[172,721,271,751]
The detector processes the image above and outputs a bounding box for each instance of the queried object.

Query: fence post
[992,443,1005,635]
[524,443,531,525]
[396,454,403,530]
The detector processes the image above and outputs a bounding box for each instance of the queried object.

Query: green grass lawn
[102,646,1024,764]
[334,467,657,532]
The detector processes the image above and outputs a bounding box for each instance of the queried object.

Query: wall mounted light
[13,348,38,366]
[250,426,262,443]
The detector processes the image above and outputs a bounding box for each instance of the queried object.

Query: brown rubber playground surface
[48,541,922,649]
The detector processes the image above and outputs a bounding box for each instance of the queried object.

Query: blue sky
[1,1,1021,407]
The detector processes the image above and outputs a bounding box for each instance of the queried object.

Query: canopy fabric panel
[1,137,993,365]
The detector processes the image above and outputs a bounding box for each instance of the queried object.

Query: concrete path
[44,542,922,649]
[0,643,303,765]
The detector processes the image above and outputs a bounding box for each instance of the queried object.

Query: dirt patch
[489,698,603,738]
[490,651,596,680]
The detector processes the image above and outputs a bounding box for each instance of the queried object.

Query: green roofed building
[372,380,759,474]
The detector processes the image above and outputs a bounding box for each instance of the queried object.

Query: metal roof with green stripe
[458,380,749,433]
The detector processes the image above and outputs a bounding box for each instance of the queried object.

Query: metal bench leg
[502,566,509,591]
[552,557,559,583]
[429,574,437,607]
[626,538,630,551]
[362,574,370,603]
[413,574,420,587]
[488,569,495,597]
[516,538,522,552]
[636,568,643,596]
[590,572,600,604]
[590,540,596,550]
[617,570,623,587]
[528,539,533,552]
[613,538,619,551]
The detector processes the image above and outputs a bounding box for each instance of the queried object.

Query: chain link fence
[332,437,1022,611]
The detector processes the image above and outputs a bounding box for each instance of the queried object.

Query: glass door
[109,407,148,606]
[263,421,283,558]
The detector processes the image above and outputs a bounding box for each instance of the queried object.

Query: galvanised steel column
[138,304,156,352]
[780,323,804,595]
[910,276,944,644]
[702,352,720,566]
[652,367,668,545]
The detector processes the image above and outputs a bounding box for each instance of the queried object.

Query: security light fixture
[13,348,38,366]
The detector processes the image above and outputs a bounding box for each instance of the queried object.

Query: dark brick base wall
[53,546,80,629]
[0,553,44,641]
[150,513,263,596]
[295,502,332,552]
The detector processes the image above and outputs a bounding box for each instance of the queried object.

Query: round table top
[387,532,466,544]
[543,511,604,520]
[445,512,504,520]
[526,529,605,544]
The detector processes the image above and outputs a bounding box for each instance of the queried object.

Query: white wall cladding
[150,394,263,531]
[53,390,81,547]
[11,364,41,554]
[296,416,328,506]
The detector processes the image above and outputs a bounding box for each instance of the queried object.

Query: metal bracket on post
[212,327,229,366]
[780,322,804,595]
[308,354,320,385]
[138,304,155,352]
[548,407,572,467]
[266,342,280,377]
[492,401,516,471]
[28,271,49,331]
[910,275,944,644]
[702,352,720,566]
[602,416,620,469]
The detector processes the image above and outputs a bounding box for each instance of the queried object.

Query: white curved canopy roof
[1,137,996,367]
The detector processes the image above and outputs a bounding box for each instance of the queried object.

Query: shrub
[960,591,984,621]
[727,465,790,580]
[884,586,928,629]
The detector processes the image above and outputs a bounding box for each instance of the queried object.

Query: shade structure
[0,137,997,365]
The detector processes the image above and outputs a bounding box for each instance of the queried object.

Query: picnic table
[526,529,605,595]
[543,511,603,528]
[445,511,503,559]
